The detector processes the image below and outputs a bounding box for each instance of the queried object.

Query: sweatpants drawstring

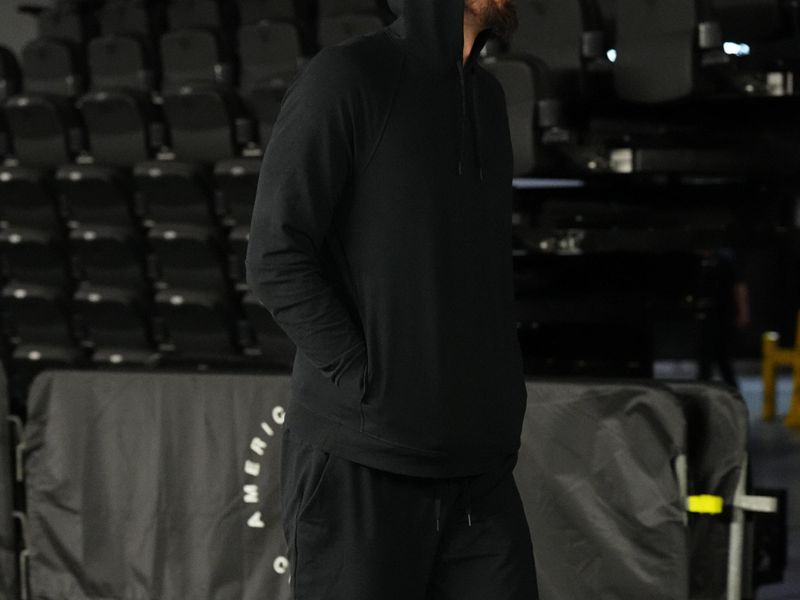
[434,483,442,532]
[464,478,473,527]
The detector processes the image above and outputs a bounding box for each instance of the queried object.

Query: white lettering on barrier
[243,404,289,576]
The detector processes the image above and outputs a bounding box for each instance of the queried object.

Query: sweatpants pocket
[280,429,334,595]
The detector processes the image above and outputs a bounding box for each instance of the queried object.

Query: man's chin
[487,0,519,45]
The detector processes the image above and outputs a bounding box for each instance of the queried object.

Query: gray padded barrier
[0,364,15,600]
[515,377,689,600]
[663,380,751,600]
[23,369,291,600]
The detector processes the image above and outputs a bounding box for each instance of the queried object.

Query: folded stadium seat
[68,224,148,290]
[152,287,241,365]
[77,90,165,168]
[86,34,159,95]
[71,283,158,366]
[0,227,70,288]
[0,282,75,350]
[237,0,296,24]
[238,21,305,95]
[55,164,140,228]
[77,90,164,161]
[146,223,229,292]
[163,82,251,158]
[237,19,304,147]
[239,288,296,368]
[3,36,87,169]
[136,88,254,233]
[0,281,85,388]
[2,92,81,169]
[34,0,99,49]
[712,0,800,91]
[167,0,239,34]
[213,156,260,228]
[159,23,235,92]
[226,222,249,288]
[595,0,616,47]
[98,0,167,42]
[510,0,609,102]
[20,35,87,99]
[613,0,731,102]
[0,164,60,233]
[0,45,22,102]
[133,160,217,227]
[0,112,9,161]
[317,0,386,48]
[480,55,564,176]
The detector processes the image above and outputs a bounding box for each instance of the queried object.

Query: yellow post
[763,309,800,425]
[785,310,800,428]
[783,310,800,428]
[786,351,800,428]
[762,331,778,421]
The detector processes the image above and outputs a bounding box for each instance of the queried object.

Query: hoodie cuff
[336,343,368,402]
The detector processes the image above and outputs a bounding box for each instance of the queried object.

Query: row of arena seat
[1,9,390,101]
[16,0,389,60]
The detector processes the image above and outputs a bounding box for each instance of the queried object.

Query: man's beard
[482,0,519,45]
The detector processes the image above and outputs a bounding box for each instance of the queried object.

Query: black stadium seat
[98,0,165,40]
[613,0,730,102]
[226,223,249,288]
[0,164,60,232]
[481,55,561,176]
[68,224,148,289]
[510,0,607,98]
[152,287,240,364]
[318,13,384,48]
[237,0,297,25]
[0,45,22,102]
[55,163,138,227]
[159,85,247,162]
[2,93,81,168]
[74,88,161,166]
[213,157,260,227]
[713,0,800,75]
[0,227,70,288]
[133,160,215,227]
[237,20,303,96]
[71,282,155,360]
[20,36,86,98]
[0,281,75,350]
[35,0,98,47]
[237,20,303,146]
[87,34,158,94]
[159,28,235,92]
[167,0,237,33]
[146,223,228,291]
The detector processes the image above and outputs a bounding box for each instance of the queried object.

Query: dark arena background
[0,0,798,598]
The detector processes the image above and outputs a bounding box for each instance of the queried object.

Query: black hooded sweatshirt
[245,0,527,478]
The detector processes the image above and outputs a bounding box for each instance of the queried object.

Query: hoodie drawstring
[455,58,484,183]
[464,477,473,527]
[433,478,474,532]
[456,58,466,177]
[469,70,484,184]
[435,482,442,532]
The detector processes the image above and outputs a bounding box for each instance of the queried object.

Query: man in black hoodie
[246,0,537,597]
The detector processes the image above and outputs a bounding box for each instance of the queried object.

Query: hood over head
[386,0,494,73]
[387,0,495,182]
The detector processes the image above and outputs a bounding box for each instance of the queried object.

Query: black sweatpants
[280,427,539,600]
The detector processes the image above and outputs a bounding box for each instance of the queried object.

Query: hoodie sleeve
[245,46,367,396]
